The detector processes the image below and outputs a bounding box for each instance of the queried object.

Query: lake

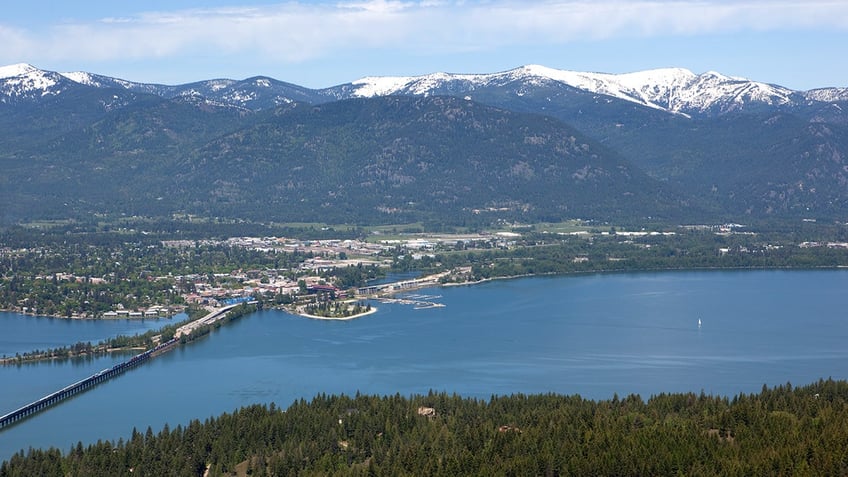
[1,270,847,461]
[0,313,176,357]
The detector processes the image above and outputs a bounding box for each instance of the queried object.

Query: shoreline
[0,346,149,366]
[5,266,848,364]
[4,265,847,322]
[440,264,848,288]
[441,273,535,288]
[0,307,181,321]
[288,305,379,321]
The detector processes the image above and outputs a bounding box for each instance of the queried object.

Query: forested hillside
[1,95,686,225]
[4,63,848,225]
[3,379,847,476]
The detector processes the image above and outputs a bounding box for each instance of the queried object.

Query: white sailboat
[698,317,702,328]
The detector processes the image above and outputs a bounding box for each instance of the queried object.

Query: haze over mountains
[2,63,847,226]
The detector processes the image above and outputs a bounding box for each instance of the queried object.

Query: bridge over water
[0,303,255,430]
[174,303,243,338]
[0,338,179,431]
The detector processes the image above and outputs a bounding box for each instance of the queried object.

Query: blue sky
[1,1,846,90]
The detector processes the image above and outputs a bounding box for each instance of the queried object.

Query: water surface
[0,313,179,357]
[1,270,846,460]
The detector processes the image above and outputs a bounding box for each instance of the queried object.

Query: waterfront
[2,270,847,460]
[0,314,176,358]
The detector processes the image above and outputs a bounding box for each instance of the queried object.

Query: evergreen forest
[2,379,847,476]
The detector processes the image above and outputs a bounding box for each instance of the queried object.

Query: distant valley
[2,63,847,226]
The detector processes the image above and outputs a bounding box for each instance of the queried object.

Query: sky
[1,0,846,90]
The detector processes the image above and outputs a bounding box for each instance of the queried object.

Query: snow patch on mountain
[0,63,65,99]
[207,79,236,92]
[347,65,798,115]
[514,65,698,112]
[806,88,848,102]
[351,75,416,97]
[61,71,169,94]
[61,71,99,86]
[0,63,41,79]
[1,62,845,118]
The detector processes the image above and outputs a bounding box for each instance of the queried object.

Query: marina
[374,293,445,309]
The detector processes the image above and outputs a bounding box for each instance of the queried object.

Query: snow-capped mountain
[60,70,318,110]
[0,63,844,119]
[0,63,80,102]
[336,65,802,117]
[60,70,172,95]
[3,63,848,224]
[0,64,318,111]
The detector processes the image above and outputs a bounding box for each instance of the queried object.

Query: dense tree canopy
[3,379,847,476]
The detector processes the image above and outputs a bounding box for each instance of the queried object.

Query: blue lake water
[0,313,178,357]
[1,270,847,461]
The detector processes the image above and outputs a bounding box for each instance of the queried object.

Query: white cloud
[0,25,30,54]
[0,0,846,64]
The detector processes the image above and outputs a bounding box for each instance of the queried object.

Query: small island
[294,300,376,321]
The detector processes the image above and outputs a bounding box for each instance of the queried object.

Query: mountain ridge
[342,64,800,117]
[2,63,844,119]
[2,63,848,225]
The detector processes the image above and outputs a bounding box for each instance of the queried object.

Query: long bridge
[0,338,179,430]
[174,302,248,338]
[0,303,252,430]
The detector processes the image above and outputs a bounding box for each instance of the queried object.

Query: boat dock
[375,294,445,309]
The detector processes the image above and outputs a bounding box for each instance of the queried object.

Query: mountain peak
[342,64,791,115]
[0,63,40,79]
[0,63,71,100]
[497,65,798,115]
